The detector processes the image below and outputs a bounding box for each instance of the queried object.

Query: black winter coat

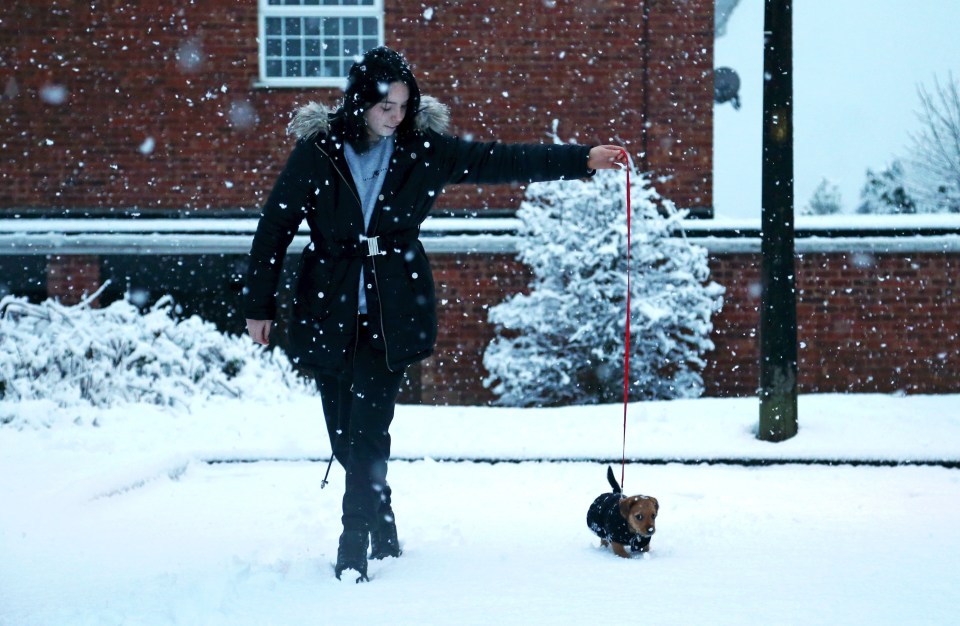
[244,96,595,375]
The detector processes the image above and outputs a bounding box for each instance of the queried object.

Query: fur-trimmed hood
[286,95,450,140]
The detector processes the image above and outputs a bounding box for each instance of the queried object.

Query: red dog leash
[620,150,631,490]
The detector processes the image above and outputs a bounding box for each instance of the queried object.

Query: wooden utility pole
[759,0,798,441]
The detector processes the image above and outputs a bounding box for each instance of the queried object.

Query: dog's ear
[619,496,637,519]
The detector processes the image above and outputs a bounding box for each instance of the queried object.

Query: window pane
[361,37,377,53]
[266,38,282,57]
[284,17,301,36]
[286,60,302,76]
[304,38,320,57]
[266,17,282,36]
[361,18,377,36]
[324,60,339,76]
[266,60,282,77]
[343,17,358,36]
[306,60,321,76]
[285,39,302,56]
[324,19,340,36]
[304,17,321,37]
[343,38,359,56]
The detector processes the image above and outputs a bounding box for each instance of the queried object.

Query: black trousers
[314,317,406,533]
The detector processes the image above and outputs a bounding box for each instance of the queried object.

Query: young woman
[244,46,627,582]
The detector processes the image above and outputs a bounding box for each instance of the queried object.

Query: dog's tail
[606,465,622,494]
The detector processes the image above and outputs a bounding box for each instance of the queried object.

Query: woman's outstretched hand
[246,319,273,345]
[587,145,629,171]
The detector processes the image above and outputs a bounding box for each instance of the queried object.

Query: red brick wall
[1,1,270,212]
[644,1,714,210]
[422,253,531,404]
[702,252,960,396]
[702,253,759,395]
[46,254,102,305]
[1,0,713,214]
[18,246,960,402]
[392,0,714,212]
[421,249,960,404]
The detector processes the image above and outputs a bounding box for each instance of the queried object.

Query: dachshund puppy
[587,466,659,558]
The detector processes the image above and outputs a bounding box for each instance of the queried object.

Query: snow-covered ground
[714,0,960,218]
[2,393,959,625]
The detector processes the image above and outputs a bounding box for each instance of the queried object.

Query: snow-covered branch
[908,74,960,213]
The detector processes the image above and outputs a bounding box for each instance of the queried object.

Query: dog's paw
[611,542,632,558]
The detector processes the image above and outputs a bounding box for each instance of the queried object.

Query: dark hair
[336,47,421,152]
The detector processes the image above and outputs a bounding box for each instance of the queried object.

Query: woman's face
[364,81,410,141]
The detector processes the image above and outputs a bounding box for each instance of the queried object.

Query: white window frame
[257,0,384,88]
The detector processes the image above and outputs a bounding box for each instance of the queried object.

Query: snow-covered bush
[0,286,314,417]
[802,178,843,215]
[483,167,725,407]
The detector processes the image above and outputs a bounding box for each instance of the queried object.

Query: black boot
[370,504,402,560]
[335,530,369,582]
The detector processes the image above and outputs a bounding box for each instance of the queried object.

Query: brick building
[0,0,712,215]
[2,1,958,403]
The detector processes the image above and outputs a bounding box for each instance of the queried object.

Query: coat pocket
[377,244,434,311]
[374,242,437,352]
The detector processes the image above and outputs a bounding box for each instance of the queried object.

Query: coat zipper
[369,253,395,372]
[316,140,395,373]
[315,142,362,208]
[349,310,361,392]
[366,150,399,373]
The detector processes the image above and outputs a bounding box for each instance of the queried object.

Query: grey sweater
[344,136,394,314]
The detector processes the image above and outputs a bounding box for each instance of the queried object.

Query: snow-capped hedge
[0,286,315,417]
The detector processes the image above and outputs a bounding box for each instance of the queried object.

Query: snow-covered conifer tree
[483,166,724,407]
[857,161,917,214]
[802,178,843,215]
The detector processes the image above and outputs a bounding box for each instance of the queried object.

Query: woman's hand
[587,145,629,171]
[246,319,273,345]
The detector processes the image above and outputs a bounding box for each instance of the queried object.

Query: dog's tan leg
[611,542,631,558]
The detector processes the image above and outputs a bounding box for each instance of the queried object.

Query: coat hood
[286,95,450,140]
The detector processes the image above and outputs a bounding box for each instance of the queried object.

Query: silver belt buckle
[365,235,383,257]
